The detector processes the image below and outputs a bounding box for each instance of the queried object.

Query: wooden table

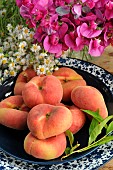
[89,46,113,170]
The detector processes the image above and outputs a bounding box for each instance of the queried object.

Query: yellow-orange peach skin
[22,75,63,108]
[24,132,67,160]
[67,105,86,134]
[0,95,29,129]
[53,67,86,102]
[14,68,37,95]
[71,86,108,119]
[27,104,72,139]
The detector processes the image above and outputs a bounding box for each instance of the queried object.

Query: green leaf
[56,6,70,16]
[92,135,113,146]
[88,115,113,145]
[71,135,113,154]
[65,130,74,148]
[106,121,113,135]
[82,109,103,122]
[65,147,71,155]
[89,118,99,135]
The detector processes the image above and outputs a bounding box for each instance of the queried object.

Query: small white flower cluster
[0,24,64,84]
[0,8,6,17]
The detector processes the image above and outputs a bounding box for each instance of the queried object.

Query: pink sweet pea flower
[16,0,22,7]
[65,32,80,51]
[76,26,89,49]
[20,5,36,27]
[105,1,113,20]
[34,0,53,9]
[88,39,105,56]
[16,0,32,7]
[34,26,46,42]
[72,4,82,18]
[40,14,59,35]
[32,0,53,13]
[43,23,68,56]
[80,22,102,38]
[79,12,97,22]
[82,0,99,9]
[43,34,62,54]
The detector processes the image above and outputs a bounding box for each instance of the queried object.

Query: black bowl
[0,58,113,165]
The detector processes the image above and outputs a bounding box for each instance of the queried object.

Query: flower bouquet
[16,0,113,57]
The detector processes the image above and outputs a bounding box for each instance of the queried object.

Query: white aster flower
[22,27,30,38]
[18,49,26,56]
[31,44,41,52]
[16,65,21,70]
[44,58,51,65]
[40,52,48,57]
[23,27,29,34]
[3,69,9,77]
[13,52,21,57]
[3,42,10,50]
[27,31,34,41]
[14,25,23,34]
[0,53,4,59]
[9,62,15,70]
[8,51,13,56]
[0,9,6,17]
[1,57,8,65]
[9,70,17,76]
[6,24,13,32]
[19,41,27,49]
[20,58,26,65]
[17,33,24,40]
[10,43,17,51]
[22,65,28,71]
[37,65,47,75]
[6,36,13,42]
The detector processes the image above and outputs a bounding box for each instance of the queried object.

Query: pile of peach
[0,67,108,160]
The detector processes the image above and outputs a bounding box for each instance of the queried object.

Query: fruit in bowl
[53,67,86,102]
[24,132,67,160]
[71,86,108,119]
[66,105,86,134]
[0,66,110,161]
[22,75,63,108]
[14,68,37,95]
[0,95,29,130]
[27,104,72,139]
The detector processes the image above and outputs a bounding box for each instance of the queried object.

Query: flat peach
[24,132,67,160]
[22,75,63,108]
[0,95,29,129]
[27,104,72,139]
[71,86,108,119]
[53,67,86,102]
